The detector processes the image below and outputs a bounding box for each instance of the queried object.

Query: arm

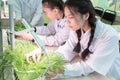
[15,20,56,40]
[35,20,56,35]
[56,31,94,76]
[37,23,70,46]
[56,30,77,61]
[63,35,117,77]
[64,61,94,77]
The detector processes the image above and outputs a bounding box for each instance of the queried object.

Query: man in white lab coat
[8,0,44,26]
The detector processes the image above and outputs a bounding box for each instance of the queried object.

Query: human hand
[25,48,42,63]
[70,56,81,64]
[15,33,33,41]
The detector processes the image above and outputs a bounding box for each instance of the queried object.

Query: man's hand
[25,48,42,63]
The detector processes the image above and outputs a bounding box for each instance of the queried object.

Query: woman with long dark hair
[56,0,120,79]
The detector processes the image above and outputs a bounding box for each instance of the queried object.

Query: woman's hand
[25,48,42,63]
[16,33,33,41]
[70,56,81,64]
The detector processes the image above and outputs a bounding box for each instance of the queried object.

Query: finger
[32,54,37,63]
[36,54,41,63]
[25,54,30,63]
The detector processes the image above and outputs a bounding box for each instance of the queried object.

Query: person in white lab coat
[8,0,44,26]
[55,0,120,79]
[16,0,70,47]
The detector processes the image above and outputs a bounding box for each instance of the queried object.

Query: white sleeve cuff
[64,61,94,77]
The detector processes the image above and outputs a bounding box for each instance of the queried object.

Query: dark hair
[65,0,96,60]
[42,0,64,12]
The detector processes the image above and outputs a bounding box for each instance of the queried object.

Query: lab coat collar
[57,18,66,28]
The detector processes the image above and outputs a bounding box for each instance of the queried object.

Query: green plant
[14,23,25,31]
[3,39,64,80]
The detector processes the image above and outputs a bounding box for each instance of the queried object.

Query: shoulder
[94,20,118,39]
[59,18,70,28]
[47,20,57,25]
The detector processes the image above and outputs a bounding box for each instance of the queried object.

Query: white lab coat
[56,20,120,80]
[8,0,44,26]
[35,18,70,46]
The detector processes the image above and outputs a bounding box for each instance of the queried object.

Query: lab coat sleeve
[64,61,94,77]
[11,0,22,20]
[36,24,70,46]
[30,0,43,26]
[56,32,94,77]
[86,32,119,76]
[56,31,77,61]
[35,20,56,35]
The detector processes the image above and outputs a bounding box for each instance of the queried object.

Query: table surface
[53,72,115,80]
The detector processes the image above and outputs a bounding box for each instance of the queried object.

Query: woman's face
[64,7,87,31]
[43,6,56,20]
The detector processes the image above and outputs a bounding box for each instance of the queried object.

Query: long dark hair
[65,0,97,60]
[42,0,64,12]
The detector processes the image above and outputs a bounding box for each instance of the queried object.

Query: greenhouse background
[0,0,120,80]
